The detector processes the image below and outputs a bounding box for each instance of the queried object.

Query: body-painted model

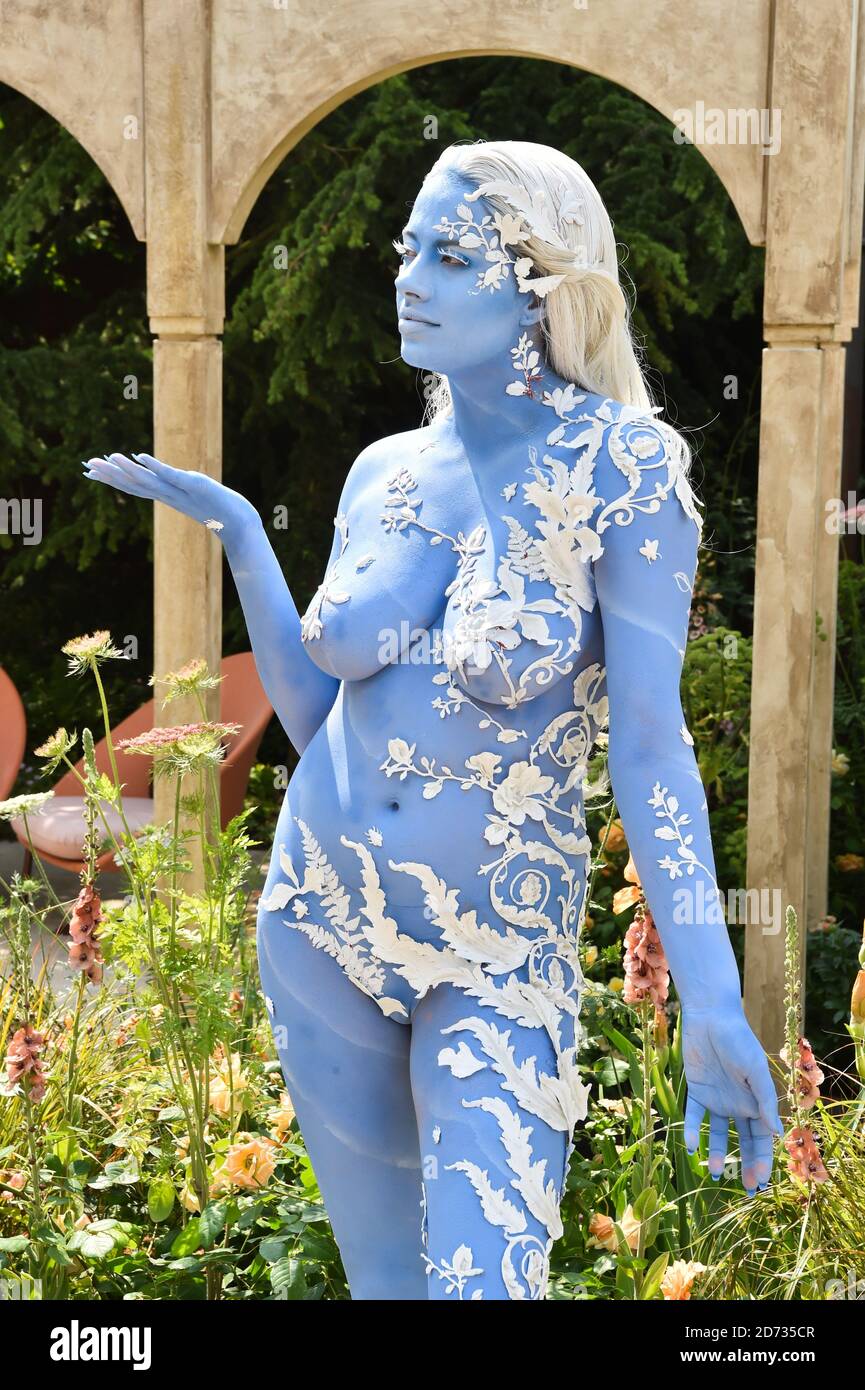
[85,140,782,1301]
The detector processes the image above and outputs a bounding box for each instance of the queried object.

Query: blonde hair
[418,139,696,482]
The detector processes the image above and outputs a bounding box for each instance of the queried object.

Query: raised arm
[82,452,339,756]
[591,416,782,1192]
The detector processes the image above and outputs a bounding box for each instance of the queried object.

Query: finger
[683,1093,706,1154]
[734,1115,775,1196]
[128,450,185,482]
[742,1116,776,1190]
[83,462,157,501]
[104,455,159,483]
[734,1115,755,1194]
[707,1111,730,1180]
[89,456,178,506]
[102,453,179,492]
[104,452,175,489]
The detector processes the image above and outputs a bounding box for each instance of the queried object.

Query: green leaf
[296,1154,320,1194]
[259,1237,288,1263]
[594,1055,630,1089]
[651,1061,680,1119]
[633,1187,658,1220]
[147,1177,176,1223]
[52,1132,84,1167]
[300,1229,336,1262]
[599,1023,640,1062]
[198,1200,227,1249]
[628,1056,644,1096]
[41,1240,74,1268]
[87,1155,140,1189]
[170,1219,202,1257]
[640,1251,670,1299]
[155,1106,185,1122]
[0,1236,29,1253]
[671,1009,684,1072]
[270,1256,307,1299]
[77,1229,120,1260]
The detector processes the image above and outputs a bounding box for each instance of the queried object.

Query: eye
[439,250,469,267]
[392,238,469,269]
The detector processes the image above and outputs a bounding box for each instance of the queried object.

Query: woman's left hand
[680,1002,784,1195]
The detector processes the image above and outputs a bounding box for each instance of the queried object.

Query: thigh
[409,974,574,1301]
[257,904,428,1300]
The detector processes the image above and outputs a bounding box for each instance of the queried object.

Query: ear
[518,291,543,327]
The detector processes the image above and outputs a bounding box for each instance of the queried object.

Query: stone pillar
[152,336,223,711]
[143,0,225,875]
[743,334,846,1062]
[742,0,857,1065]
[806,342,847,939]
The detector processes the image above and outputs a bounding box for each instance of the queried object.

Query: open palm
[83,451,258,541]
[681,1003,783,1195]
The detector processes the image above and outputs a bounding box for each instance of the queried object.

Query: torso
[264,400,609,931]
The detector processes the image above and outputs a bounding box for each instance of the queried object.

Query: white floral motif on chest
[378,445,603,715]
[300,511,379,644]
[377,351,705,722]
[378,468,531,744]
[300,511,351,642]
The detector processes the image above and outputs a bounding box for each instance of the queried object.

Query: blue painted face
[394,168,540,380]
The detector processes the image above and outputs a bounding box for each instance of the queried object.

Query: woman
[85,139,782,1301]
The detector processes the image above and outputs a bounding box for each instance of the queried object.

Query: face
[394,167,539,378]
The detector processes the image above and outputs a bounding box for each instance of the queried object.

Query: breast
[299,493,463,683]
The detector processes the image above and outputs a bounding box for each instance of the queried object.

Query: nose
[395,254,431,304]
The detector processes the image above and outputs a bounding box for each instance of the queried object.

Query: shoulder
[340,421,444,503]
[588,400,705,542]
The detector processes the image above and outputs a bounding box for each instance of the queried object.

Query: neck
[441,329,577,470]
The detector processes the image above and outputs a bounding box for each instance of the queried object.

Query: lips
[398,310,438,326]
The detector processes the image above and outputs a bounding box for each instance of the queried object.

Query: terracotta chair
[0,666,27,802]
[12,652,273,875]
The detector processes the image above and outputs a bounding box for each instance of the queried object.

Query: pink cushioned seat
[10,796,155,860]
[11,652,273,874]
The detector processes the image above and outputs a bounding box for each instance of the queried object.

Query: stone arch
[0,7,144,240]
[216,48,764,249]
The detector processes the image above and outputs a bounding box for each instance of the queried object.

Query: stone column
[143,0,225,877]
[743,0,857,1063]
[806,342,847,940]
[744,334,846,1061]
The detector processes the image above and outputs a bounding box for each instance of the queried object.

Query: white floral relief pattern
[649,781,720,890]
[300,510,352,642]
[268,359,706,1298]
[263,797,596,1298]
[595,412,704,540]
